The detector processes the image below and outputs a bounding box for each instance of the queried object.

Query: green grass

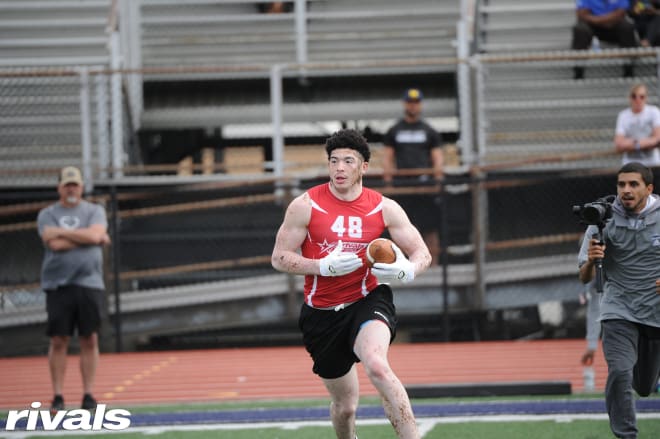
[3,394,660,439]
[427,419,660,439]
[8,419,660,439]
[4,392,647,417]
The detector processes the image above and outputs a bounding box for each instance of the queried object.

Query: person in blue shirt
[572,0,639,79]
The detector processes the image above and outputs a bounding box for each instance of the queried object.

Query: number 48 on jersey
[330,215,363,238]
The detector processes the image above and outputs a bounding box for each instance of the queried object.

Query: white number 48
[330,215,362,238]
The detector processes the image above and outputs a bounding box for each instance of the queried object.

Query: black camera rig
[572,195,614,228]
[573,195,615,293]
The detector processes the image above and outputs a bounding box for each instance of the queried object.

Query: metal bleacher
[0,0,462,187]
[0,0,110,67]
[140,0,459,68]
[140,1,297,68]
[137,0,461,138]
[7,1,654,352]
[474,0,658,171]
[306,0,459,62]
[0,0,111,187]
[476,1,575,53]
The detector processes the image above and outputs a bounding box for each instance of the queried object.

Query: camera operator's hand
[587,238,605,263]
[581,349,595,366]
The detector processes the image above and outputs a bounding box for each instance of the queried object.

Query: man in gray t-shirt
[578,162,660,439]
[37,166,110,413]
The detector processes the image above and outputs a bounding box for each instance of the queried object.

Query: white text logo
[4,402,131,431]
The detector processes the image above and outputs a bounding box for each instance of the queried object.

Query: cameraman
[578,162,660,439]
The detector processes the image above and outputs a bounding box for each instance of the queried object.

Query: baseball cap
[403,88,423,102]
[59,166,83,185]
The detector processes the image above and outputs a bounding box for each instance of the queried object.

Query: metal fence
[2,0,660,351]
[1,50,657,350]
[0,160,626,350]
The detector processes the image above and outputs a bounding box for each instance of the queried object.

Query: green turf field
[3,395,660,438]
[6,418,660,439]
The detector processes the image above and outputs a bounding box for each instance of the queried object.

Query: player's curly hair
[325,129,371,162]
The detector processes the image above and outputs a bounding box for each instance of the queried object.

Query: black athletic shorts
[45,285,105,337]
[298,284,397,379]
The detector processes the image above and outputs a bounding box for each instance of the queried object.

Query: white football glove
[319,240,363,277]
[371,243,415,283]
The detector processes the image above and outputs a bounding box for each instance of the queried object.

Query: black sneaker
[50,395,64,413]
[81,393,97,410]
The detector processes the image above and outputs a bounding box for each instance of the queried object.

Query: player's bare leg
[354,320,419,439]
[323,366,360,439]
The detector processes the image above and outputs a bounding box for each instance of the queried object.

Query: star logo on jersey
[317,239,336,255]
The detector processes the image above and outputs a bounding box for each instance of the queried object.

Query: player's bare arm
[271,192,319,275]
[381,196,431,275]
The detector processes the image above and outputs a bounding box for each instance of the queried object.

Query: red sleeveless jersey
[301,183,385,307]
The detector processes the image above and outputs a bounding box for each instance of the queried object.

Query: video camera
[572,195,615,293]
[572,195,614,227]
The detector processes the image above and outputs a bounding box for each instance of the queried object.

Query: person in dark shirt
[383,88,444,265]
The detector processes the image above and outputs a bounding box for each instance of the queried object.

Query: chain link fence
[0,69,109,188]
[0,165,623,337]
[2,46,658,350]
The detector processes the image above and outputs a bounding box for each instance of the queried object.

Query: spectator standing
[578,162,660,438]
[37,166,111,412]
[614,83,660,175]
[271,129,431,439]
[628,0,660,46]
[572,0,639,79]
[382,88,444,265]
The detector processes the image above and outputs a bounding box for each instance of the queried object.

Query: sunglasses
[630,93,647,100]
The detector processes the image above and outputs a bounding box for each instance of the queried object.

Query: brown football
[366,238,396,267]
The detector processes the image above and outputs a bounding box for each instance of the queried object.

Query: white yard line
[3,413,660,438]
